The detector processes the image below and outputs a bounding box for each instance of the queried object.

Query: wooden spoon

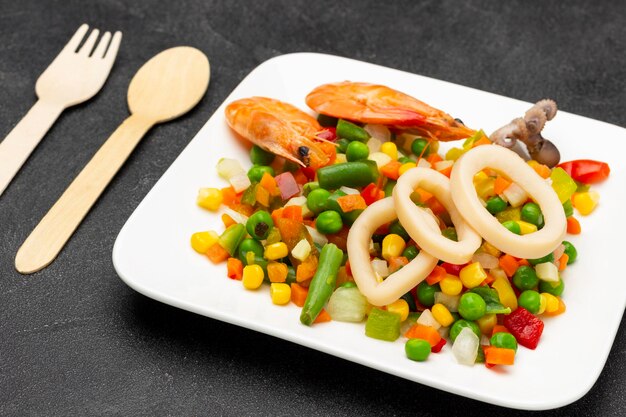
[15,46,210,274]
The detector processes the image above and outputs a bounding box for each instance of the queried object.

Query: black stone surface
[1,1,625,416]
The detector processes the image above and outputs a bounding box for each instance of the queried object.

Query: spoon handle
[15,114,153,274]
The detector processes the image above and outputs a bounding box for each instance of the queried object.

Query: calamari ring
[450,145,566,259]
[393,167,482,264]
[347,198,438,306]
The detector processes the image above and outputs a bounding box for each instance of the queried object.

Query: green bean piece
[336,119,370,142]
[218,223,247,256]
[250,145,275,166]
[317,161,379,189]
[384,180,396,197]
[562,200,574,217]
[336,138,350,153]
[300,243,344,325]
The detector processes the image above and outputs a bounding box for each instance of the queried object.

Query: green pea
[486,196,507,214]
[398,156,414,164]
[417,281,439,308]
[237,238,264,262]
[402,245,419,261]
[250,145,275,166]
[539,278,564,297]
[405,339,431,361]
[307,189,331,214]
[458,293,486,321]
[501,220,521,235]
[316,210,343,234]
[518,290,541,314]
[336,138,350,153]
[340,281,357,288]
[521,202,544,227]
[389,220,410,241]
[512,265,539,291]
[490,332,518,352]
[528,252,554,266]
[442,227,458,242]
[562,241,577,264]
[346,140,370,162]
[247,165,275,182]
[317,114,338,127]
[411,138,431,157]
[246,210,274,240]
[450,319,481,342]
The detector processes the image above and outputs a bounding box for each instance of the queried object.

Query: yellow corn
[572,191,599,215]
[190,231,219,254]
[267,262,288,283]
[459,262,487,288]
[516,220,538,235]
[270,283,291,305]
[264,242,288,260]
[398,162,417,176]
[386,299,409,321]
[334,153,347,164]
[477,313,497,335]
[480,241,502,258]
[542,292,560,313]
[432,303,454,327]
[440,274,463,295]
[473,171,489,185]
[242,265,264,290]
[475,177,496,200]
[491,275,518,310]
[382,234,406,260]
[445,147,464,161]
[380,142,398,160]
[196,187,223,211]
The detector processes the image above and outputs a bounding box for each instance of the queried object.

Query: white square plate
[113,52,626,410]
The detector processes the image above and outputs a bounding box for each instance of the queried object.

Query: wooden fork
[0,24,122,197]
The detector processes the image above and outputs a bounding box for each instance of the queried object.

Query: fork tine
[62,24,90,54]
[103,31,122,64]
[78,29,100,56]
[93,31,111,58]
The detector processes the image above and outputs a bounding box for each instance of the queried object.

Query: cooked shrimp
[305,82,476,141]
[225,97,331,168]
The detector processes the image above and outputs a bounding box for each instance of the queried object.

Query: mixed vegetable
[191,86,610,368]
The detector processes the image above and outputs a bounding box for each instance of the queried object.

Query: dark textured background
[1,0,625,415]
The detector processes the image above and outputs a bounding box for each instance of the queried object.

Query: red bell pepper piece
[503,307,544,349]
[440,262,466,276]
[557,159,610,184]
[360,183,385,206]
[431,336,447,353]
[316,127,337,141]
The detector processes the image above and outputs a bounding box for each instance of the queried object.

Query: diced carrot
[492,325,510,336]
[313,308,332,324]
[232,203,254,217]
[226,257,243,280]
[438,165,453,178]
[344,260,352,277]
[404,324,442,347]
[558,253,569,271]
[414,188,433,203]
[567,216,581,234]
[290,283,308,307]
[259,172,279,196]
[544,297,566,316]
[303,219,316,228]
[283,205,303,223]
[530,162,552,179]
[255,184,271,207]
[221,213,237,228]
[482,273,495,286]
[388,256,409,274]
[472,136,492,147]
[499,254,519,277]
[425,265,447,285]
[221,186,240,208]
[494,176,512,195]
[317,142,337,166]
[517,258,530,267]
[335,266,354,287]
[326,226,349,251]
[336,195,367,212]
[206,243,229,264]
[426,153,443,164]
[271,208,284,225]
[292,169,309,185]
[484,346,515,365]
[296,255,318,282]
[380,160,402,180]
[428,198,446,215]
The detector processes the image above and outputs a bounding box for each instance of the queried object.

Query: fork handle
[15,114,154,274]
[0,99,65,196]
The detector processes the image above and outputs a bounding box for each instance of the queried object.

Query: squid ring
[393,168,482,264]
[450,145,566,259]
[347,198,438,306]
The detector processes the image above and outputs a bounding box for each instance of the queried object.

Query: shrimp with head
[305,81,476,141]
[225,97,331,169]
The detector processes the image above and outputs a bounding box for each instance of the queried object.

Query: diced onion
[291,239,312,261]
[416,158,432,168]
[217,158,245,180]
[339,186,360,195]
[535,261,559,282]
[327,286,369,322]
[366,137,382,154]
[552,244,565,262]
[416,308,441,330]
[368,152,392,169]
[305,226,328,246]
[434,292,460,312]
[472,252,499,270]
[229,173,251,193]
[223,207,249,223]
[502,182,528,207]
[371,258,389,278]
[452,327,479,365]
[364,124,391,142]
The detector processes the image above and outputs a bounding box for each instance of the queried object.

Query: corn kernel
[270,283,291,305]
[445,147,464,161]
[572,191,599,215]
[477,313,497,335]
[473,171,489,184]
[517,220,538,235]
[481,241,502,258]
[542,292,560,313]
[264,242,288,260]
[440,274,463,295]
[431,303,454,327]
[475,177,496,200]
[190,231,219,254]
[386,299,409,321]
[537,293,547,315]
[334,153,347,164]
[382,234,406,260]
[196,188,223,211]
[291,239,312,261]
[242,265,264,290]
[267,262,288,283]
[398,162,417,176]
[459,262,487,289]
[380,142,398,160]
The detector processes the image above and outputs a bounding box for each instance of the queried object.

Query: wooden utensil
[15,46,210,274]
[0,24,122,197]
